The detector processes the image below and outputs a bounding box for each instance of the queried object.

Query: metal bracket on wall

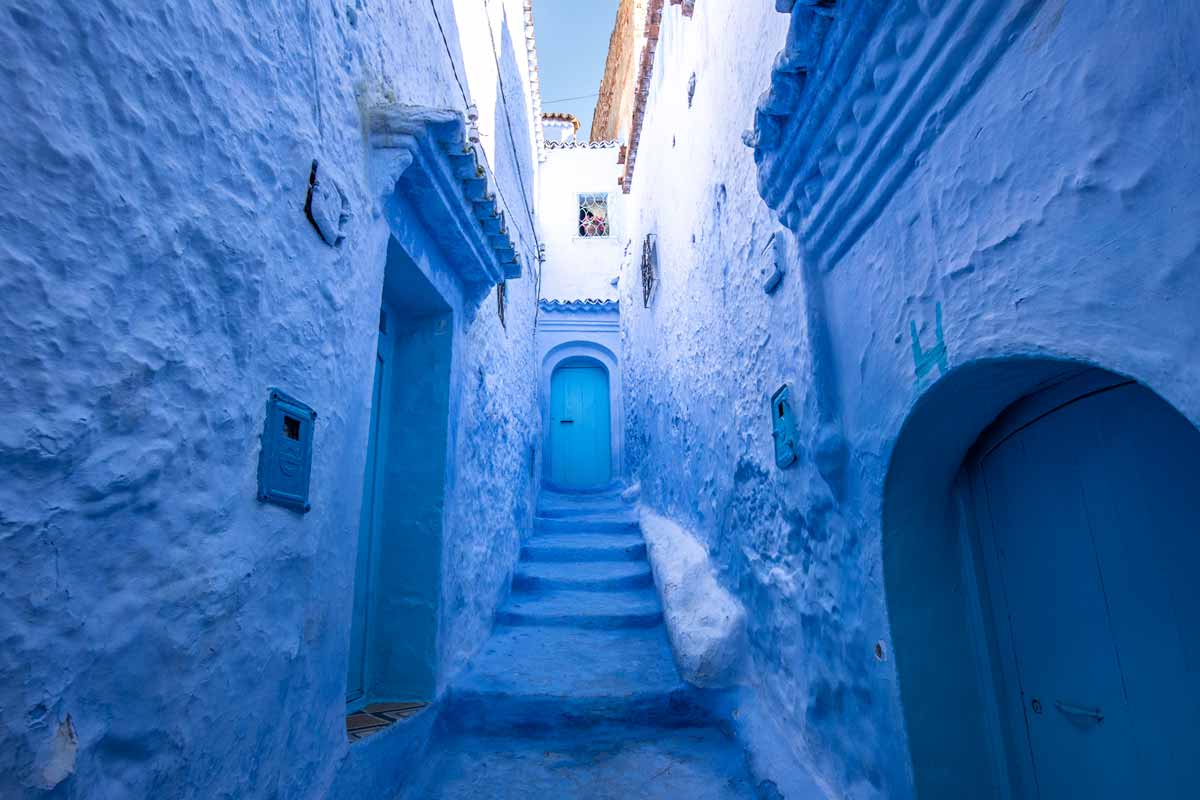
[641,233,658,308]
[304,159,350,246]
[763,232,787,295]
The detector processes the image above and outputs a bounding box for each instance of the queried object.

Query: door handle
[1054,700,1104,724]
[559,419,574,424]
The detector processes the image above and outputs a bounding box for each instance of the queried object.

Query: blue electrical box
[770,384,798,469]
[258,389,316,512]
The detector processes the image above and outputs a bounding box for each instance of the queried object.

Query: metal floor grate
[345,702,428,742]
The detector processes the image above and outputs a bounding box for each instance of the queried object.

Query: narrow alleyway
[5,1,1200,798]
[401,487,756,799]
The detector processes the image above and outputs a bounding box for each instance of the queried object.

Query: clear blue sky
[533,0,621,136]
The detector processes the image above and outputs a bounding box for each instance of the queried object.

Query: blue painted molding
[538,299,620,313]
[745,0,1045,269]
[367,105,523,293]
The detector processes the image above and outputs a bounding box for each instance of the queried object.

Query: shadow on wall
[884,356,1200,799]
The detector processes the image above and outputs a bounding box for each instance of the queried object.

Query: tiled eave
[538,299,619,313]
[367,104,522,296]
[545,140,620,151]
[524,0,546,159]
[745,0,1044,270]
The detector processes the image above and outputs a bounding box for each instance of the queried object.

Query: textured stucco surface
[0,0,540,797]
[619,2,1200,798]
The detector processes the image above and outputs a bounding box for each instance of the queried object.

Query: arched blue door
[549,362,611,489]
[971,375,1200,797]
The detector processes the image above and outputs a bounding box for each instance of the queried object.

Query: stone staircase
[402,487,757,799]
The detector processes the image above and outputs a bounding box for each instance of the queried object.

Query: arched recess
[540,341,623,488]
[884,356,1200,799]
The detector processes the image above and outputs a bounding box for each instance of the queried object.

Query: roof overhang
[368,105,522,305]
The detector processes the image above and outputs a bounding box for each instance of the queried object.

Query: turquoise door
[348,322,391,704]
[550,363,611,489]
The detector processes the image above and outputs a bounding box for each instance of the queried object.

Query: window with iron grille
[496,281,506,329]
[578,193,610,238]
[641,233,657,308]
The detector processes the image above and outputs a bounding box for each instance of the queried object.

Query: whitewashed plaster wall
[0,1,542,798]
[537,143,625,302]
[620,1,1200,799]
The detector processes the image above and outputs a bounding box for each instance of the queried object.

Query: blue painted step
[537,488,625,512]
[520,532,647,562]
[513,560,654,592]
[411,488,757,800]
[405,726,757,799]
[536,497,635,518]
[536,503,632,519]
[443,626,715,733]
[533,514,640,534]
[496,589,663,629]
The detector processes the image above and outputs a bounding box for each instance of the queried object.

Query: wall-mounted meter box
[770,384,798,469]
[257,389,316,513]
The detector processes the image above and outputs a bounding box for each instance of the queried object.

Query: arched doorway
[885,361,1200,798]
[548,357,612,489]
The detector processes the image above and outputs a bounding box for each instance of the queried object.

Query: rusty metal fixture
[641,233,657,308]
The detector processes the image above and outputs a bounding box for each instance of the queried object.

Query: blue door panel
[980,400,1138,798]
[1069,385,1200,795]
[977,381,1200,797]
[550,365,611,489]
[348,314,393,704]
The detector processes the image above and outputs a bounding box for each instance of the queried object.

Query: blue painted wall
[0,0,541,797]
[619,2,1200,798]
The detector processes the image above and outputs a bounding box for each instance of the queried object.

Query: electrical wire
[429,0,470,110]
[542,92,600,105]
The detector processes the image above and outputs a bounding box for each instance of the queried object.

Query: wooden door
[347,320,391,704]
[549,364,611,489]
[972,376,1200,797]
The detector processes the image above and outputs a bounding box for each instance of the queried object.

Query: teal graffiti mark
[910,302,949,381]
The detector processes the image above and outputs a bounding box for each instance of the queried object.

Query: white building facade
[535,135,626,488]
